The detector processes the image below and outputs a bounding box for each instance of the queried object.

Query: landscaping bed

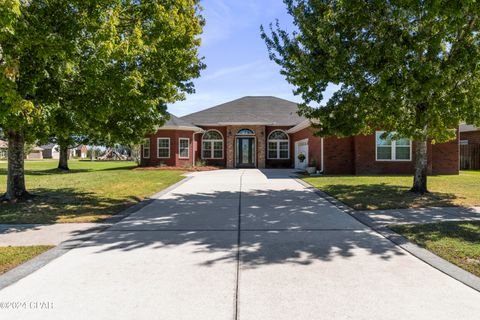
[134,165,220,172]
[0,160,185,224]
[302,171,480,210]
[0,246,54,274]
[391,221,480,277]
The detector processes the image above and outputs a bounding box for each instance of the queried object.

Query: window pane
[269,131,288,140]
[395,146,410,160]
[396,138,410,146]
[158,139,169,148]
[279,141,289,159]
[376,132,392,146]
[202,141,211,158]
[377,146,392,160]
[213,141,223,150]
[179,139,189,158]
[143,149,150,158]
[203,131,222,140]
[213,150,223,158]
[268,142,278,159]
[158,149,169,158]
[237,129,254,135]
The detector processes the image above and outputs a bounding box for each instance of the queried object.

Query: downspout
[321,138,324,173]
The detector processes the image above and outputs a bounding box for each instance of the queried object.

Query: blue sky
[169,0,334,116]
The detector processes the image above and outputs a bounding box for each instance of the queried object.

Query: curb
[293,176,480,293]
[0,176,193,291]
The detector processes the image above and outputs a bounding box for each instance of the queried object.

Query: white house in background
[41,143,60,159]
[26,146,44,160]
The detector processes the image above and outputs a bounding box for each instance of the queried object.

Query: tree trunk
[411,139,428,194]
[58,143,69,171]
[3,130,28,202]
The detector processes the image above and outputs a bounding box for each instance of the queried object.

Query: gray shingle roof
[180,96,305,126]
[158,113,203,131]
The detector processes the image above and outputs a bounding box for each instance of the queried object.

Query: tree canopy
[0,0,205,199]
[262,0,480,192]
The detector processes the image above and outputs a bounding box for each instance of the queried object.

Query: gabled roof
[180,96,306,126]
[158,113,203,132]
[40,143,58,149]
[459,124,479,132]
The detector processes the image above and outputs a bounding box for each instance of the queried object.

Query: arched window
[237,128,254,135]
[268,130,289,159]
[202,130,224,159]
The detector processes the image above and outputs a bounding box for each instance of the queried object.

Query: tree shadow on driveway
[76,188,407,268]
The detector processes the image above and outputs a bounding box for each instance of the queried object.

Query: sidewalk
[362,206,480,225]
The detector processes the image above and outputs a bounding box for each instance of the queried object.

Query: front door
[236,138,255,168]
[295,139,308,170]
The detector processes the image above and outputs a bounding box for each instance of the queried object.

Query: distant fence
[460,144,480,170]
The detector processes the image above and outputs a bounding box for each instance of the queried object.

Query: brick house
[141,96,459,174]
[459,124,480,145]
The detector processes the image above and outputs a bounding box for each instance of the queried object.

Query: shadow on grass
[0,188,139,224]
[318,183,459,210]
[392,221,480,244]
[63,187,408,268]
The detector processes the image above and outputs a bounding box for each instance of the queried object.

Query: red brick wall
[141,129,195,167]
[290,127,323,170]
[432,134,459,175]
[352,134,458,175]
[324,136,355,174]
[290,129,459,175]
[460,130,480,145]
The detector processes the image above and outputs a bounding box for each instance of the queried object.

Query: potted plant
[306,159,317,174]
[297,153,306,163]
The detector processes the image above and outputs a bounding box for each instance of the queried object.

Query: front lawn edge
[293,176,480,293]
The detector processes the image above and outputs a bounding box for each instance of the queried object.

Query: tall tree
[262,0,480,193]
[0,0,204,201]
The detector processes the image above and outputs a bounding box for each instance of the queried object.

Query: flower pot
[306,167,316,174]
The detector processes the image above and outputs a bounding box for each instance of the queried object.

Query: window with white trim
[202,130,223,159]
[376,131,411,161]
[268,130,289,159]
[157,138,170,158]
[179,138,189,159]
[142,138,150,158]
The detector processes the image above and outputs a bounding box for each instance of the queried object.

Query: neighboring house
[74,145,88,159]
[141,96,459,174]
[459,124,480,145]
[0,140,7,159]
[68,145,88,159]
[41,143,60,159]
[26,146,44,160]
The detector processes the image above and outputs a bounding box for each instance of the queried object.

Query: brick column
[226,126,235,168]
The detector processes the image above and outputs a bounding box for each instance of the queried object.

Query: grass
[303,171,480,210]
[0,246,54,274]
[0,160,185,223]
[392,222,480,277]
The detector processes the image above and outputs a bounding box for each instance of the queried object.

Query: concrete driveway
[0,169,479,319]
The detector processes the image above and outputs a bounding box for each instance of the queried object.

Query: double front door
[236,137,255,168]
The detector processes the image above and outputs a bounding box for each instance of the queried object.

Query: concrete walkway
[0,169,479,319]
[0,223,103,246]
[363,206,480,225]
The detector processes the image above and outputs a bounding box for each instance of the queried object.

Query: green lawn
[392,222,480,277]
[0,160,185,223]
[303,171,480,210]
[0,246,54,274]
